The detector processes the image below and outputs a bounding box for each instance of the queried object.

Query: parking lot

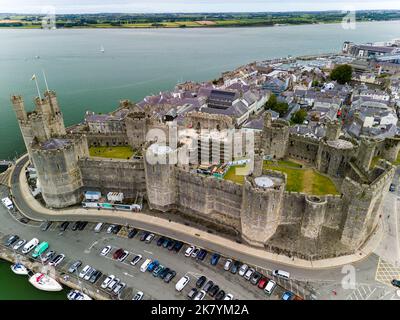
[1,219,295,300]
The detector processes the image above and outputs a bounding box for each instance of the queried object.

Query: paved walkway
[9,154,384,271]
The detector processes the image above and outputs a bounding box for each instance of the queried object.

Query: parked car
[203,280,214,293]
[210,253,220,266]
[106,225,115,234]
[258,277,268,289]
[118,250,129,262]
[390,183,396,192]
[40,221,52,231]
[77,221,88,231]
[185,245,195,257]
[215,290,226,300]
[273,269,290,280]
[175,276,190,292]
[392,279,400,288]
[251,272,262,285]
[12,239,26,250]
[59,221,69,232]
[101,275,115,289]
[173,241,184,253]
[107,277,120,291]
[90,271,101,282]
[145,233,155,244]
[4,235,19,247]
[187,288,198,300]
[167,240,176,251]
[112,225,121,234]
[153,265,165,277]
[224,259,233,271]
[238,264,248,276]
[264,280,277,295]
[191,248,200,258]
[197,249,207,261]
[224,293,234,300]
[128,228,138,239]
[132,291,144,300]
[94,222,103,233]
[209,285,220,297]
[164,270,176,283]
[147,260,159,272]
[194,290,206,300]
[196,276,207,288]
[158,267,169,278]
[130,254,142,266]
[230,261,241,274]
[49,254,65,267]
[282,291,294,300]
[100,245,112,256]
[162,238,171,248]
[79,265,92,278]
[140,231,149,241]
[113,248,124,260]
[84,267,95,281]
[157,237,166,246]
[71,221,80,231]
[41,250,56,264]
[113,282,126,295]
[21,238,39,254]
[244,268,255,280]
[68,260,82,273]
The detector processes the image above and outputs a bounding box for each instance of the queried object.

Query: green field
[89,146,134,159]
[224,159,339,195]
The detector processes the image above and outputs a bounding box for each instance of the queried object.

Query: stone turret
[380,136,400,163]
[325,120,342,141]
[261,115,289,159]
[301,196,327,238]
[355,138,376,173]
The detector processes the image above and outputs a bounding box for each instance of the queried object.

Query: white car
[145,233,155,243]
[100,245,111,256]
[13,239,26,250]
[106,225,115,234]
[224,259,233,271]
[130,254,142,266]
[49,254,65,267]
[224,293,234,300]
[184,245,195,257]
[107,277,120,291]
[175,276,190,292]
[79,265,91,278]
[244,268,255,280]
[118,250,129,262]
[191,248,200,258]
[84,268,95,281]
[194,290,206,300]
[101,275,115,289]
[238,264,248,276]
[132,291,144,300]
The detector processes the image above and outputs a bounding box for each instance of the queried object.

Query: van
[272,269,290,280]
[22,238,39,254]
[264,280,277,295]
[175,276,190,292]
[140,258,152,272]
[1,197,13,210]
[32,241,49,258]
[94,223,103,233]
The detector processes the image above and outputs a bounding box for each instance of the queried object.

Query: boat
[67,290,92,300]
[100,45,105,53]
[28,273,63,292]
[10,263,29,275]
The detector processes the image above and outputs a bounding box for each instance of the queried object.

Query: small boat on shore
[11,263,29,275]
[67,290,92,300]
[28,273,63,292]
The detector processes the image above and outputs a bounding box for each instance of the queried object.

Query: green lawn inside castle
[224,159,339,195]
[89,146,134,159]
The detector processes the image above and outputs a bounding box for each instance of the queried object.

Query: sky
[1,0,400,14]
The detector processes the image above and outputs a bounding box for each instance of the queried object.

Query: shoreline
[2,18,400,30]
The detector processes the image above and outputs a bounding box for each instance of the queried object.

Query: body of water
[0,259,67,300]
[1,21,400,160]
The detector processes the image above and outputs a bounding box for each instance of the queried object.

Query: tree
[264,94,277,110]
[291,109,308,124]
[330,64,353,84]
[264,94,288,117]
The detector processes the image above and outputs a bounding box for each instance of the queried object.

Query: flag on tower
[31,74,36,81]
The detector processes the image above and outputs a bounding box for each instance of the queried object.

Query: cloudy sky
[1,0,400,14]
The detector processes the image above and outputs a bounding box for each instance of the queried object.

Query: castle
[11,90,398,260]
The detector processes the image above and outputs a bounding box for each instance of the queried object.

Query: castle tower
[144,143,177,212]
[261,116,289,159]
[325,120,341,141]
[251,149,264,177]
[381,137,400,163]
[30,136,88,208]
[301,196,327,239]
[355,138,376,173]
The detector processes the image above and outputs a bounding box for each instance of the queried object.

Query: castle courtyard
[89,146,134,159]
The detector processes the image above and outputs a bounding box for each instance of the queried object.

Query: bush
[291,109,307,124]
[330,64,353,84]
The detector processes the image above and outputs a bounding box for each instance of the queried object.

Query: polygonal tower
[261,113,289,159]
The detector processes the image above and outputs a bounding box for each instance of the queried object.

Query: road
[6,154,400,300]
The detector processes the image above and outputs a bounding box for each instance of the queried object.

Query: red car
[113,248,124,260]
[257,277,268,290]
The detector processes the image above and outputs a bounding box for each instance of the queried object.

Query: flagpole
[34,77,42,100]
[42,70,49,92]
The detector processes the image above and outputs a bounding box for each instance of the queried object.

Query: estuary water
[1,21,400,160]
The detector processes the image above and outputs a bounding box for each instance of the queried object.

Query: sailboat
[11,263,29,275]
[100,45,105,53]
[28,273,63,292]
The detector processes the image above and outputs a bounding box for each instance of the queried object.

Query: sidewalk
[12,156,383,270]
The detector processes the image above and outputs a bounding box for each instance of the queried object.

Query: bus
[32,241,49,258]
